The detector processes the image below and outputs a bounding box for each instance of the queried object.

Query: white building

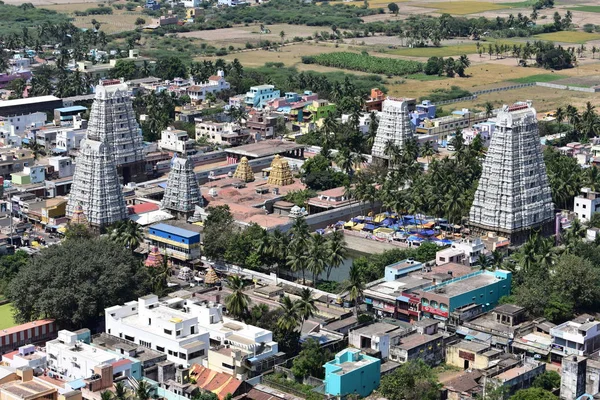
[551,317,600,357]
[158,127,195,155]
[195,121,248,146]
[0,112,46,135]
[182,0,201,7]
[341,113,372,135]
[105,295,210,367]
[46,330,126,380]
[0,130,22,147]
[217,0,245,6]
[49,156,75,178]
[574,187,600,223]
[55,129,86,153]
[1,345,47,372]
[436,237,485,266]
[186,71,230,102]
[371,98,413,161]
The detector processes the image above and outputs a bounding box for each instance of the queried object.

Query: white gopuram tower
[371,98,413,161]
[469,101,554,244]
[161,156,203,219]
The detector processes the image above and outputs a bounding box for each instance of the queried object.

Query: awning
[352,223,365,231]
[474,332,492,342]
[364,224,375,231]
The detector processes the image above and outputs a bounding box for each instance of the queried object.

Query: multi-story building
[300,99,336,123]
[48,157,75,178]
[244,85,280,109]
[551,316,600,362]
[436,237,485,266]
[186,71,230,102]
[324,349,381,398]
[195,121,249,146]
[158,127,196,156]
[389,322,444,366]
[416,108,490,142]
[46,329,141,380]
[105,295,210,367]
[11,165,45,185]
[146,223,201,262]
[245,111,278,140]
[371,98,413,162]
[384,259,423,282]
[574,188,600,222]
[0,149,34,179]
[0,112,46,135]
[410,100,437,128]
[55,127,87,153]
[469,102,554,245]
[0,320,57,354]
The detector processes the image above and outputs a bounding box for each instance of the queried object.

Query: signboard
[421,305,449,318]
[459,350,475,361]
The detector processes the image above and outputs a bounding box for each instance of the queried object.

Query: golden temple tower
[267,155,294,186]
[233,156,255,182]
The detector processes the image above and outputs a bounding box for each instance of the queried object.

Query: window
[148,318,152,325]
[191,326,195,334]
[176,330,182,336]
[157,346,165,352]
[164,329,172,335]
[124,335,135,342]
[168,350,174,356]
[222,362,234,370]
[179,352,186,359]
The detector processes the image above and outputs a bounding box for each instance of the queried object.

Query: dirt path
[343,232,408,255]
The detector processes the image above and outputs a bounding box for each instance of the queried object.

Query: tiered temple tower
[469,101,554,245]
[66,139,128,228]
[86,79,145,183]
[267,155,294,186]
[233,156,255,182]
[161,156,203,219]
[371,98,413,161]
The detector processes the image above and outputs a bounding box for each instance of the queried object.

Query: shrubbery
[302,52,423,76]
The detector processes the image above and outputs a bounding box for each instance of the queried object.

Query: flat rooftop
[224,140,304,158]
[0,95,61,108]
[494,364,538,381]
[367,276,429,297]
[452,340,490,354]
[351,322,402,337]
[396,333,443,350]
[421,272,501,297]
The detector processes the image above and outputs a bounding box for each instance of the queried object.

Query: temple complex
[469,101,554,245]
[145,246,164,267]
[161,156,203,219]
[267,155,294,186]
[87,79,146,183]
[66,139,128,228]
[233,156,255,182]
[371,98,414,161]
[69,202,88,226]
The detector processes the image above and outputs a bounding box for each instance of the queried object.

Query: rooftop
[224,140,304,158]
[351,322,403,337]
[326,349,380,376]
[396,333,443,350]
[366,276,429,298]
[0,319,54,338]
[494,363,538,382]
[149,223,200,239]
[452,340,490,354]
[419,271,505,297]
[494,304,525,315]
[0,95,61,108]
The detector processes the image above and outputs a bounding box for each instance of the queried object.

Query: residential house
[186,71,230,102]
[244,85,280,109]
[195,121,249,146]
[324,348,381,398]
[551,316,600,363]
[48,157,74,179]
[574,188,600,223]
[158,128,196,156]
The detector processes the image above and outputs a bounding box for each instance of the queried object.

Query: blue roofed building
[385,259,423,281]
[324,348,381,398]
[147,223,201,262]
[53,105,88,123]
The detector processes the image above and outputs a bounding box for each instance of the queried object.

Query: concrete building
[574,188,600,223]
[371,98,413,162]
[469,102,554,245]
[46,330,141,380]
[0,149,34,179]
[388,324,444,366]
[84,79,145,183]
[446,340,503,369]
[245,111,278,140]
[562,355,588,400]
[551,317,600,362]
[54,128,86,153]
[244,85,280,109]
[195,121,249,146]
[384,259,424,282]
[66,139,128,228]
[2,345,47,372]
[160,157,202,219]
[0,112,46,135]
[105,295,210,367]
[48,157,74,178]
[324,348,381,398]
[158,128,195,156]
[348,323,411,359]
[11,166,45,186]
[186,71,230,102]
[436,237,485,266]
[0,370,81,400]
[146,223,201,262]
[0,320,57,355]
[416,108,489,142]
[0,96,62,118]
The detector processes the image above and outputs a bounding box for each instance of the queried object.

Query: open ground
[0,303,16,330]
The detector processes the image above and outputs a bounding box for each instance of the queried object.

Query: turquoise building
[324,348,381,398]
[244,85,280,109]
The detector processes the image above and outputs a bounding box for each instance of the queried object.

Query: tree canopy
[291,338,332,379]
[378,360,441,400]
[7,237,152,328]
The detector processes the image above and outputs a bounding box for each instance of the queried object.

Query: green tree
[135,17,146,26]
[155,56,187,81]
[115,383,128,400]
[532,371,561,391]
[291,338,332,379]
[110,60,138,81]
[203,205,234,261]
[277,295,300,332]
[224,275,250,320]
[7,237,151,328]
[307,233,327,284]
[136,380,152,400]
[346,265,365,315]
[510,387,558,400]
[326,230,346,281]
[109,220,143,252]
[387,2,399,15]
[379,360,441,400]
[295,288,318,325]
[0,250,29,296]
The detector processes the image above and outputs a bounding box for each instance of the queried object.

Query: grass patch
[498,1,535,7]
[510,73,567,83]
[0,303,16,330]
[322,0,411,8]
[534,31,600,43]
[386,40,516,57]
[416,1,512,15]
[568,6,600,13]
[406,73,447,81]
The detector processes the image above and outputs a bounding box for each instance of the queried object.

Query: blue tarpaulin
[364,224,376,231]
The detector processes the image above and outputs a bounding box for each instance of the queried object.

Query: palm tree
[277,295,300,332]
[287,240,308,285]
[345,265,365,316]
[326,230,346,281]
[279,30,285,46]
[296,288,318,325]
[491,250,503,270]
[224,275,250,320]
[485,101,494,118]
[136,381,152,400]
[110,220,143,252]
[477,254,491,270]
[100,391,113,400]
[114,382,128,400]
[152,255,172,296]
[421,141,436,163]
[307,234,328,285]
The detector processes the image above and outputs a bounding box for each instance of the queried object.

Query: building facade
[324,349,381,398]
[146,223,201,261]
[158,128,195,156]
[244,85,280,109]
[371,98,413,161]
[574,188,600,223]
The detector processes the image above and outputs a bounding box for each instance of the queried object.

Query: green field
[386,41,516,57]
[510,73,567,83]
[568,6,600,13]
[534,31,600,44]
[417,1,518,15]
[499,1,535,7]
[405,73,447,81]
[0,303,16,330]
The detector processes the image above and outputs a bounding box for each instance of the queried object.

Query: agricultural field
[415,1,517,15]
[533,31,600,43]
[0,303,16,330]
[510,74,568,83]
[302,51,424,75]
[383,40,518,58]
[179,24,318,48]
[568,5,600,13]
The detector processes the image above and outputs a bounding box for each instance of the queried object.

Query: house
[551,316,600,363]
[105,295,210,367]
[574,188,600,222]
[146,223,201,262]
[186,71,230,102]
[217,0,246,6]
[388,322,445,366]
[348,322,412,359]
[46,330,141,380]
[48,157,74,178]
[446,340,503,369]
[0,112,46,135]
[195,121,249,146]
[182,0,201,7]
[53,106,87,124]
[11,165,45,185]
[384,259,423,282]
[324,348,381,398]
[307,186,357,214]
[436,237,485,266]
[2,345,47,371]
[0,368,81,400]
[158,127,196,156]
[245,111,279,140]
[244,85,280,109]
[54,127,87,153]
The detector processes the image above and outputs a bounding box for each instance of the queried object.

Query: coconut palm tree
[110,220,143,252]
[491,250,503,270]
[421,141,436,163]
[114,382,128,400]
[277,295,300,332]
[485,101,494,118]
[326,230,346,281]
[345,265,365,316]
[307,234,328,285]
[136,381,152,400]
[224,275,250,320]
[477,254,491,270]
[100,391,113,400]
[296,288,318,325]
[152,255,172,297]
[287,240,308,285]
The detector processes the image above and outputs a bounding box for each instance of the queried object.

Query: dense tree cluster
[379,360,441,400]
[424,55,470,77]
[7,237,152,329]
[302,52,424,76]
